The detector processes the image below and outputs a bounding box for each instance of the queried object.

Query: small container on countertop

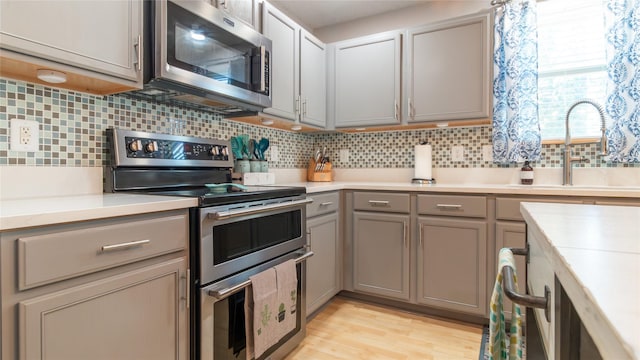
[520,161,534,185]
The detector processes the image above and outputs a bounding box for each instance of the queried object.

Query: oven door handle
[206,250,314,300]
[207,198,313,220]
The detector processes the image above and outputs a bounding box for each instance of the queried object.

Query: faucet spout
[563,99,607,185]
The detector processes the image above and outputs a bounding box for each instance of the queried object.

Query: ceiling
[268,0,428,30]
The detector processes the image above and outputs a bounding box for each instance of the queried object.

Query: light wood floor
[285,296,484,360]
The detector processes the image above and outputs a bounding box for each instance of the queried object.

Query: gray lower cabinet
[19,258,187,360]
[417,217,487,316]
[495,221,526,319]
[306,213,340,315]
[353,212,410,301]
[0,210,189,360]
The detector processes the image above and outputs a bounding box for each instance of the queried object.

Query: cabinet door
[353,212,410,300]
[418,217,487,316]
[333,31,402,128]
[262,2,300,120]
[214,0,258,29]
[495,221,526,320]
[306,212,340,316]
[19,258,188,360]
[0,0,142,83]
[300,30,327,128]
[405,13,490,122]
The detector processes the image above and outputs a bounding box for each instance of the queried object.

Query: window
[537,0,607,140]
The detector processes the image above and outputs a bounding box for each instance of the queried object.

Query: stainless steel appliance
[105,128,311,360]
[131,0,271,115]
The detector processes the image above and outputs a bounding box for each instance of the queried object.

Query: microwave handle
[259,45,267,93]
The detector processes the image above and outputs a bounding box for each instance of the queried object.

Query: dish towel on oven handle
[489,248,523,360]
[245,268,278,360]
[274,259,297,340]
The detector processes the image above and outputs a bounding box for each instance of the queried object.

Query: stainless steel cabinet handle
[403,221,408,248]
[408,98,414,119]
[303,99,308,117]
[135,34,142,71]
[436,204,463,209]
[184,269,190,309]
[207,251,314,300]
[319,202,333,206]
[368,200,390,206]
[394,100,399,122]
[419,224,424,247]
[101,239,150,252]
[295,96,301,119]
[209,198,313,220]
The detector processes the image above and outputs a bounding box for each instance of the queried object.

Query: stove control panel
[124,136,230,161]
[107,128,234,168]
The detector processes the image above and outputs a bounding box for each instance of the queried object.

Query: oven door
[200,250,312,360]
[199,197,310,285]
[155,0,272,108]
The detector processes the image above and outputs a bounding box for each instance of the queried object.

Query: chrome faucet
[563,99,607,185]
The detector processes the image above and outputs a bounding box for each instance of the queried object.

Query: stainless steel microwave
[136,0,272,113]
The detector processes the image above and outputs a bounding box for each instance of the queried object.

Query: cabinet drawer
[18,213,188,290]
[307,191,340,218]
[417,194,486,218]
[353,192,410,214]
[496,198,583,221]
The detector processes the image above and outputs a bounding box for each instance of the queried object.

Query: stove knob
[128,139,142,152]
[144,141,159,153]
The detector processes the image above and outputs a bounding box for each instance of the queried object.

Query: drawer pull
[368,200,390,206]
[101,239,150,252]
[320,202,334,206]
[436,203,463,209]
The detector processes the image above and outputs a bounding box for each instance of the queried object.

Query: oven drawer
[353,192,410,213]
[417,194,486,218]
[18,212,188,290]
[307,191,340,218]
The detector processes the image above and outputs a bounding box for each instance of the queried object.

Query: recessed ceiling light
[291,125,302,131]
[436,122,449,128]
[355,127,366,131]
[190,30,205,41]
[36,69,67,84]
[261,119,274,126]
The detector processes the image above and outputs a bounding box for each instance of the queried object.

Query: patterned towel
[489,248,523,360]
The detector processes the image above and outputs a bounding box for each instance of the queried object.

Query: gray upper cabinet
[0,0,143,90]
[405,13,491,122]
[300,30,327,128]
[214,0,259,29]
[262,2,327,127]
[262,2,300,121]
[332,31,403,128]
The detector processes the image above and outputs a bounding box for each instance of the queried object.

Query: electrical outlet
[270,145,279,162]
[10,119,40,152]
[451,145,464,162]
[339,149,349,163]
[482,145,493,162]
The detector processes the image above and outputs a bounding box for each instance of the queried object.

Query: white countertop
[1,181,639,231]
[521,202,640,359]
[0,194,197,231]
[296,181,640,198]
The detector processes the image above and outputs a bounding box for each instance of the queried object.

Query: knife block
[307,159,333,182]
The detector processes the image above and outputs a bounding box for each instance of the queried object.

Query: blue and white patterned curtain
[492,0,541,163]
[604,0,640,163]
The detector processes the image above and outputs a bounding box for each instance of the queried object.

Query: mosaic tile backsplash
[1,78,636,169]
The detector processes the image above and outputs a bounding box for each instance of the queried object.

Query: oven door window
[212,210,302,265]
[166,1,258,91]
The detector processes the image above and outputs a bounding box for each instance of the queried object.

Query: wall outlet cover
[482,145,493,162]
[270,145,279,162]
[339,149,349,163]
[10,118,40,152]
[451,145,464,162]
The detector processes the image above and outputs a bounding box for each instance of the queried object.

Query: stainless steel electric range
[105,128,311,360]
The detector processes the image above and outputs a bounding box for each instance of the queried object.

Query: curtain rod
[490,0,511,6]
